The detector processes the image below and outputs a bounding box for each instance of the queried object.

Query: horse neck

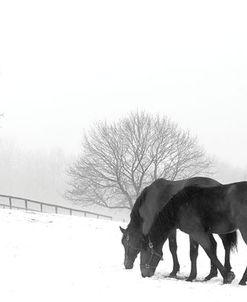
[128,216,142,232]
[140,180,177,235]
[129,207,143,232]
[149,202,176,246]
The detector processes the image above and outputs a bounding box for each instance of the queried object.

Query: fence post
[55,207,58,214]
[40,203,43,212]
[25,200,28,210]
[70,209,72,215]
[9,197,12,209]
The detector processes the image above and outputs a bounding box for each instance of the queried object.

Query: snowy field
[0,209,246,302]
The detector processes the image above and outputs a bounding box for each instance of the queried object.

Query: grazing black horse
[120,177,237,281]
[140,181,247,285]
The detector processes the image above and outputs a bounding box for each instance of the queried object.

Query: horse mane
[128,186,148,230]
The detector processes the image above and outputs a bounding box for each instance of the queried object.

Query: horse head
[120,226,142,269]
[140,235,163,277]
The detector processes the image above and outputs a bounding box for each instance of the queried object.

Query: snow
[0,209,246,302]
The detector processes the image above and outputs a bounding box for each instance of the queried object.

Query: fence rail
[0,194,112,220]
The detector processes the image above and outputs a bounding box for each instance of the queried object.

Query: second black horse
[140,182,247,285]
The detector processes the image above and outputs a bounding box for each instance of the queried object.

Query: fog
[1,1,247,214]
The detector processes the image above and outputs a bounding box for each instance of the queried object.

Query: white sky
[1,0,247,167]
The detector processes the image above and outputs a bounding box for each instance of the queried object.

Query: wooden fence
[0,194,112,220]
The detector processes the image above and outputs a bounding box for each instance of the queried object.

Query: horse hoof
[169,272,178,278]
[186,277,195,282]
[204,272,218,281]
[239,280,246,286]
[223,272,235,284]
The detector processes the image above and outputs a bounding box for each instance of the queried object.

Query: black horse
[140,181,247,285]
[120,177,237,281]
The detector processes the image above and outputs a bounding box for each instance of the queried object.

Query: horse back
[176,182,247,234]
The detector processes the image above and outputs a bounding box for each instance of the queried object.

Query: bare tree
[66,112,212,209]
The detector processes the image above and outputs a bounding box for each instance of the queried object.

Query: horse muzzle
[124,257,134,269]
[140,266,155,278]
[124,262,134,269]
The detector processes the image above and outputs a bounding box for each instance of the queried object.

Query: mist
[1,0,247,219]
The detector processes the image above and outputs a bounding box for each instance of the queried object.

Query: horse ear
[119,226,126,234]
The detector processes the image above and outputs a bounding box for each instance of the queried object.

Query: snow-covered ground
[0,209,246,302]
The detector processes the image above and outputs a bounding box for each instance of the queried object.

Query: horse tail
[226,231,238,252]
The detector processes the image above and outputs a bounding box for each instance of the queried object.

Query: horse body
[121,176,237,280]
[139,177,221,235]
[177,183,246,235]
[140,181,247,285]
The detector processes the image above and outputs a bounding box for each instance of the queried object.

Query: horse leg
[239,268,247,286]
[186,237,198,281]
[219,233,233,272]
[204,234,218,281]
[190,231,235,284]
[168,230,180,277]
[238,227,247,285]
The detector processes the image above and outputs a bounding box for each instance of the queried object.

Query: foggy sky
[1,0,247,168]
